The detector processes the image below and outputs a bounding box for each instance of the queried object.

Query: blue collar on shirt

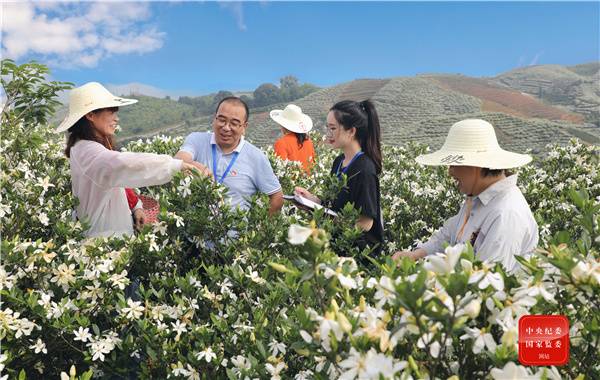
[475,174,519,206]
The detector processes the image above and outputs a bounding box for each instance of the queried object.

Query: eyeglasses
[215,115,244,129]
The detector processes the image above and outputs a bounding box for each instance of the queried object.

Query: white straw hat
[55,82,138,133]
[270,104,313,134]
[416,119,532,169]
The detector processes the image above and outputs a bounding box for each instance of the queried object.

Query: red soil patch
[432,76,584,124]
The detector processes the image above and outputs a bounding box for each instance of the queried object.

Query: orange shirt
[274,133,316,173]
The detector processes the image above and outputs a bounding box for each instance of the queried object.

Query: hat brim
[416,148,532,169]
[54,97,138,133]
[270,110,313,134]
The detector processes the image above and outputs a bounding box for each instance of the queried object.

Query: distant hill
[109,95,195,140]
[53,62,600,152]
[233,64,599,151]
[492,62,600,125]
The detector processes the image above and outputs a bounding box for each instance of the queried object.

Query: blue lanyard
[212,144,239,184]
[336,151,364,178]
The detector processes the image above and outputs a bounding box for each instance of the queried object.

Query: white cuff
[171,158,184,173]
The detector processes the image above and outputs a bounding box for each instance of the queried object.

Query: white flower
[87,332,121,362]
[265,362,286,380]
[109,270,130,290]
[0,266,16,290]
[469,266,504,291]
[268,339,286,356]
[73,327,92,342]
[50,263,76,288]
[36,176,55,192]
[177,176,192,198]
[490,362,532,379]
[10,318,36,338]
[196,347,216,363]
[246,268,266,284]
[317,313,344,352]
[533,366,562,380]
[38,212,49,226]
[88,341,111,362]
[571,260,600,285]
[322,265,358,290]
[424,244,464,274]
[29,338,47,354]
[120,299,145,320]
[373,276,396,308]
[363,348,407,379]
[417,332,441,358]
[496,295,536,320]
[339,348,367,380]
[231,355,251,371]
[497,315,519,348]
[287,224,313,245]
[299,330,313,343]
[457,299,481,319]
[171,320,187,341]
[460,327,497,354]
[513,278,556,303]
[294,370,314,380]
[180,364,200,380]
[0,353,7,372]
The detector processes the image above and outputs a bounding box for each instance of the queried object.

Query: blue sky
[3,1,599,97]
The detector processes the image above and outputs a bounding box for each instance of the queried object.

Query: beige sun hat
[416,119,532,169]
[270,104,313,134]
[55,82,138,133]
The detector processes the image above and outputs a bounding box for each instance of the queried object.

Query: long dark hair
[330,99,382,174]
[64,107,118,158]
[295,132,308,147]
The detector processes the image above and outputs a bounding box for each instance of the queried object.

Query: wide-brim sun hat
[55,82,138,133]
[270,104,313,134]
[416,119,532,169]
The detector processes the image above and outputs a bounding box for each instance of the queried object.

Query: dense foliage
[2,60,599,379]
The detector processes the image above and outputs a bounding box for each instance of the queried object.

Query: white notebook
[284,194,338,217]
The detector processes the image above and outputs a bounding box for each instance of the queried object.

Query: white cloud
[219,1,247,31]
[102,29,165,54]
[1,1,165,68]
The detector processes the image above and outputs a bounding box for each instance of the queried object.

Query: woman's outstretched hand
[182,162,212,177]
[294,186,321,204]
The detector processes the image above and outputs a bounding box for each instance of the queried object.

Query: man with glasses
[175,97,283,215]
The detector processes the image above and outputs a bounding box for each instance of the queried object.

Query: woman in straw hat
[271,104,316,173]
[295,100,384,257]
[393,119,539,273]
[57,82,208,238]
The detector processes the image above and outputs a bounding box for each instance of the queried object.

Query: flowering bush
[1,61,599,379]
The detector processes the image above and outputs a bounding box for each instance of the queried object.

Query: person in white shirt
[56,82,208,238]
[393,119,538,272]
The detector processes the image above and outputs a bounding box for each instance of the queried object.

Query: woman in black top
[295,99,384,255]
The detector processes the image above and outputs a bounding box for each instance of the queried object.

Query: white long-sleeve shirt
[419,175,538,272]
[70,140,182,238]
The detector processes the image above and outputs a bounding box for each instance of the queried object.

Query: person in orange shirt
[271,104,316,173]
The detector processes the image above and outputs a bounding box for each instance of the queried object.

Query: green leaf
[146,346,157,360]
[256,340,267,359]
